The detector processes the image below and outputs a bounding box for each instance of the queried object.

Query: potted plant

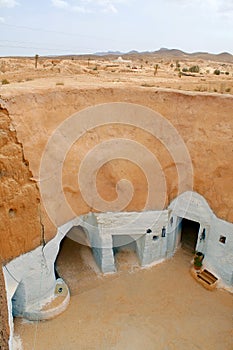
[194,256,203,270]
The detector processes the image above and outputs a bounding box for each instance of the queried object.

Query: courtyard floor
[14,239,233,350]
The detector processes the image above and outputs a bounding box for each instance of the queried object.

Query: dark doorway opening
[112,235,140,271]
[181,218,200,252]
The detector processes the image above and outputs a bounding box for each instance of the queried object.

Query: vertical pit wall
[2,191,233,349]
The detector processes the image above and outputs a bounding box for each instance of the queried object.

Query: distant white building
[113,56,132,64]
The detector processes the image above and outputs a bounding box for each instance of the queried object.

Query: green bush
[182,67,188,72]
[225,71,229,75]
[214,69,220,75]
[189,65,200,73]
[141,83,155,88]
[1,79,10,85]
[194,258,202,268]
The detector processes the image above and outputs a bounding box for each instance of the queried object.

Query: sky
[0,0,233,56]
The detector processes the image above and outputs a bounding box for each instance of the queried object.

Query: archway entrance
[180,218,200,252]
[55,226,100,294]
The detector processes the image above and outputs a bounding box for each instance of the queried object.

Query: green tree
[189,65,200,73]
[176,60,180,68]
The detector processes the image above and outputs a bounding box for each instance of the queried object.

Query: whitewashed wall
[169,191,233,286]
[95,210,168,271]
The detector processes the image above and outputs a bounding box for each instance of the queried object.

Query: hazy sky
[0,0,232,56]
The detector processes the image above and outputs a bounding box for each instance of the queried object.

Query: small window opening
[153,235,159,241]
[8,208,16,218]
[162,227,166,237]
[219,236,226,244]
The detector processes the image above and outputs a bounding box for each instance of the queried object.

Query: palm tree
[35,54,39,69]
[154,64,159,76]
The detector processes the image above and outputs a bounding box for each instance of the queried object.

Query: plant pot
[194,255,203,271]
[195,252,204,262]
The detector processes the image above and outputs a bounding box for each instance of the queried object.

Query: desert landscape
[1,50,233,95]
[0,50,233,350]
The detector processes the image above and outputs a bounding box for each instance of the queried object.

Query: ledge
[22,279,70,321]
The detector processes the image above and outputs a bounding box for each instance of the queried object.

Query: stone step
[190,267,218,291]
[202,269,218,283]
[198,272,215,284]
[197,269,218,286]
[197,274,212,285]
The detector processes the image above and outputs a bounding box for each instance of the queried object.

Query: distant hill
[36,48,233,64]
[95,50,123,56]
[93,48,233,63]
[154,48,188,57]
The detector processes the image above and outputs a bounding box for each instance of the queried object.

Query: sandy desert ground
[0,53,233,95]
[14,238,233,350]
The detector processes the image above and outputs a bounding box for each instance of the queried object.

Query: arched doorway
[55,226,100,294]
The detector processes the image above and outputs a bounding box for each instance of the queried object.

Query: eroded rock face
[0,108,41,261]
[0,107,43,348]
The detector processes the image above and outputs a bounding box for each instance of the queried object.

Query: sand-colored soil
[1,55,233,95]
[14,239,233,350]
